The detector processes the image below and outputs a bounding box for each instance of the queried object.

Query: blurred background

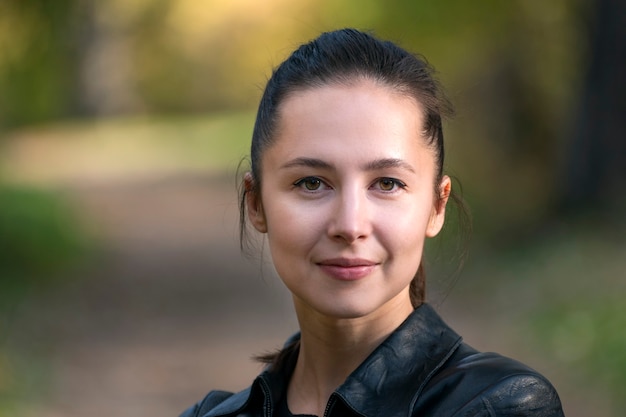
[1,0,625,416]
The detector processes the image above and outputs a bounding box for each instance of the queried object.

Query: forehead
[269,79,430,159]
[279,78,423,128]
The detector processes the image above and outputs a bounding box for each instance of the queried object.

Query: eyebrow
[362,158,416,173]
[281,157,415,173]
[281,157,333,170]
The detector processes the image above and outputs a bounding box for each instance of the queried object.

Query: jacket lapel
[333,304,463,417]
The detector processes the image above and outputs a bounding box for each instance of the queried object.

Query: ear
[244,172,267,233]
[426,175,451,238]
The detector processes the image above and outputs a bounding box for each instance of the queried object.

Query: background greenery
[1,0,624,415]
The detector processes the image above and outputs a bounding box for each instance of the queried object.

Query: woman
[181,28,564,417]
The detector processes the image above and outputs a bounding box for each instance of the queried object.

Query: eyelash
[293,177,407,192]
[293,176,327,192]
[376,177,407,192]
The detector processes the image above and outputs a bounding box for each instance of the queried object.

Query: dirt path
[11,175,298,417]
[8,174,591,417]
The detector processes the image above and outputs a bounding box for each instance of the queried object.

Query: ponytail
[409,262,426,308]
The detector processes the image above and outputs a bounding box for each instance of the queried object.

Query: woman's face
[247,79,450,320]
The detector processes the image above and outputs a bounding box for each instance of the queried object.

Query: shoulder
[179,388,248,417]
[474,371,563,416]
[418,344,564,416]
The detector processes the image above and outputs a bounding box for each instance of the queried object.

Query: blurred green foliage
[446,222,626,414]
[0,0,585,126]
[532,301,626,411]
[0,184,88,306]
[0,183,87,415]
[0,346,48,417]
[0,0,78,128]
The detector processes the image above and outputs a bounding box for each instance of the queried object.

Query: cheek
[375,201,433,254]
[263,199,324,255]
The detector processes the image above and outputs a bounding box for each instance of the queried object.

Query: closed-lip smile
[316,257,379,280]
[318,257,377,267]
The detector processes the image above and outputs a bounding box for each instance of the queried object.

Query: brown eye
[305,178,321,190]
[379,178,396,191]
[295,177,323,191]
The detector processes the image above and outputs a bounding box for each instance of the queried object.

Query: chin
[309,299,382,320]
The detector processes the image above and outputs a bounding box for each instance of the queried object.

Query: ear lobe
[426,175,451,238]
[244,172,267,233]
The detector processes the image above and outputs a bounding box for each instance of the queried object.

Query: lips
[317,258,378,280]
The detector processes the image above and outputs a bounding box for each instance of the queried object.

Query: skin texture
[245,78,451,415]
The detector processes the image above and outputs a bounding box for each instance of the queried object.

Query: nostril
[329,215,369,243]
[327,191,371,242]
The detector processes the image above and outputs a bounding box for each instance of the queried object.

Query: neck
[287,295,414,416]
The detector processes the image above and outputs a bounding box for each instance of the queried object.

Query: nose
[327,187,372,243]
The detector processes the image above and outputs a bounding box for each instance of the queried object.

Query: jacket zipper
[322,395,336,417]
[259,378,273,417]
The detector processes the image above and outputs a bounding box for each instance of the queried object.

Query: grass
[0,346,49,417]
[0,183,90,417]
[449,222,626,414]
[1,111,256,185]
[0,185,89,284]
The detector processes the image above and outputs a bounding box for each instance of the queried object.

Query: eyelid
[372,177,407,191]
[293,176,330,191]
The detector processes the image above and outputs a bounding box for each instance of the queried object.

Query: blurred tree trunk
[73,2,141,117]
[559,0,626,214]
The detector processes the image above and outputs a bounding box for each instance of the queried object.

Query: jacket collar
[332,303,463,416]
[204,303,462,417]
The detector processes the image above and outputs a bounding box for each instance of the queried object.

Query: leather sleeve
[454,373,565,417]
[179,390,234,417]
[415,346,565,417]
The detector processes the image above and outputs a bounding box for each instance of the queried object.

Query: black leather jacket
[181,304,564,417]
